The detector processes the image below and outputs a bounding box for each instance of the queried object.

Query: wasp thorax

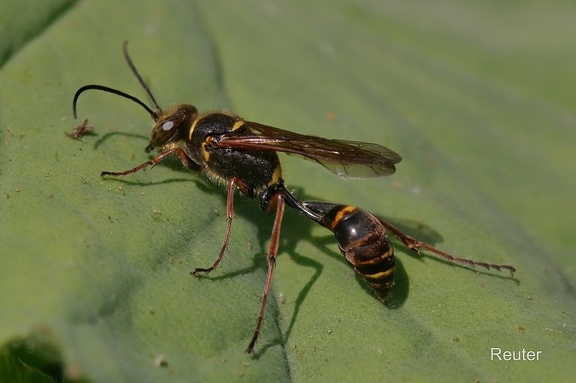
[149,104,198,149]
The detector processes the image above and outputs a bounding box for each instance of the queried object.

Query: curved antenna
[122,41,162,116]
[72,84,157,120]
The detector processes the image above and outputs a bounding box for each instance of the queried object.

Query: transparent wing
[213,121,402,179]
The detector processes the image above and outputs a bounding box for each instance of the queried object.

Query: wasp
[72,43,402,353]
[300,201,516,301]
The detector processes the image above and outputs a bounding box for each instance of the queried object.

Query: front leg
[101,147,199,177]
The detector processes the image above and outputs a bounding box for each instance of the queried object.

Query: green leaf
[1,0,574,382]
[0,328,63,383]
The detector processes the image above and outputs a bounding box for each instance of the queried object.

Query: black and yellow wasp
[73,43,514,353]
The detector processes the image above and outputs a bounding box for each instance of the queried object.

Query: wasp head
[146,104,198,152]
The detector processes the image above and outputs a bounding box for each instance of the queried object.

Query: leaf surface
[1,0,574,382]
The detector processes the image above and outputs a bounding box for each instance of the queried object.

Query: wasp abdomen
[322,205,396,301]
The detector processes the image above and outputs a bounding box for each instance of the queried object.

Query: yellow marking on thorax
[201,142,210,162]
[188,117,201,141]
[232,119,245,131]
[268,165,283,186]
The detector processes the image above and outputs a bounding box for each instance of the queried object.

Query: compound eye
[150,118,180,147]
[148,104,197,149]
[162,120,175,131]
